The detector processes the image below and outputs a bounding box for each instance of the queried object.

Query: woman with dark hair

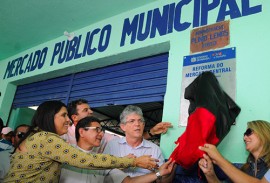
[4,101,158,183]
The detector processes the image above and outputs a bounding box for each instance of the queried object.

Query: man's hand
[150,122,173,135]
[158,159,175,176]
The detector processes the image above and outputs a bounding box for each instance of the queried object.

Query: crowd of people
[0,99,269,183]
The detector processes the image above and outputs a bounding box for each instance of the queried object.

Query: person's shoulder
[109,136,124,143]
[29,131,60,141]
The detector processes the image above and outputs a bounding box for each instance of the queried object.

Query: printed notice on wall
[190,20,230,53]
[179,47,236,126]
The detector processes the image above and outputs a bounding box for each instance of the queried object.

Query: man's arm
[143,122,172,140]
[199,144,270,183]
[122,159,175,183]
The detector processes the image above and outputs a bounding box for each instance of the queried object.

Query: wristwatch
[155,171,162,180]
[148,129,154,137]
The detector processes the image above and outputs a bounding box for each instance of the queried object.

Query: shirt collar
[119,137,152,148]
[74,144,93,153]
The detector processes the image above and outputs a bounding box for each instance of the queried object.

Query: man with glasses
[62,99,172,153]
[60,116,111,182]
[60,116,174,183]
[103,105,172,182]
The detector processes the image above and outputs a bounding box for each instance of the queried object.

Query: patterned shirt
[4,131,134,183]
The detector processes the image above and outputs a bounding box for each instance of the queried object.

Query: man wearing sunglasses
[12,124,30,147]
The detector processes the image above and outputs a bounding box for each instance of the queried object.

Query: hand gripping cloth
[169,71,241,169]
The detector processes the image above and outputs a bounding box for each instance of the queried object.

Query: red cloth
[169,107,219,169]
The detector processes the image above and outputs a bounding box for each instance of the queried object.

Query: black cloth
[170,71,241,169]
[184,71,241,142]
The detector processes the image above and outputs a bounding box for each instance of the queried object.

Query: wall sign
[3,0,261,80]
[190,20,230,53]
[179,47,236,126]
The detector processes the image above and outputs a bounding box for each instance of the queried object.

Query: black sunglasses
[244,128,253,136]
[17,132,26,139]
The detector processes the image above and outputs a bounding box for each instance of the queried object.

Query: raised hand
[151,122,173,135]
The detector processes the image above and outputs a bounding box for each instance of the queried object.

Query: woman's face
[244,129,263,156]
[54,107,70,135]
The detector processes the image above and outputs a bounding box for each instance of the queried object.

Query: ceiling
[0,0,157,61]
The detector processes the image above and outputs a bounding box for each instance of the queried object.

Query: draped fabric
[170,71,241,169]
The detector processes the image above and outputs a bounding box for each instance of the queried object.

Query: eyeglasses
[244,128,253,137]
[126,119,145,124]
[84,127,105,133]
[17,132,26,139]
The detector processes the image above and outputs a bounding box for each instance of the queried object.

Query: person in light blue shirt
[0,127,13,151]
[103,105,165,178]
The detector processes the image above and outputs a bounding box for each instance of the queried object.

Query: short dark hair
[75,116,101,142]
[67,99,88,122]
[14,124,30,134]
